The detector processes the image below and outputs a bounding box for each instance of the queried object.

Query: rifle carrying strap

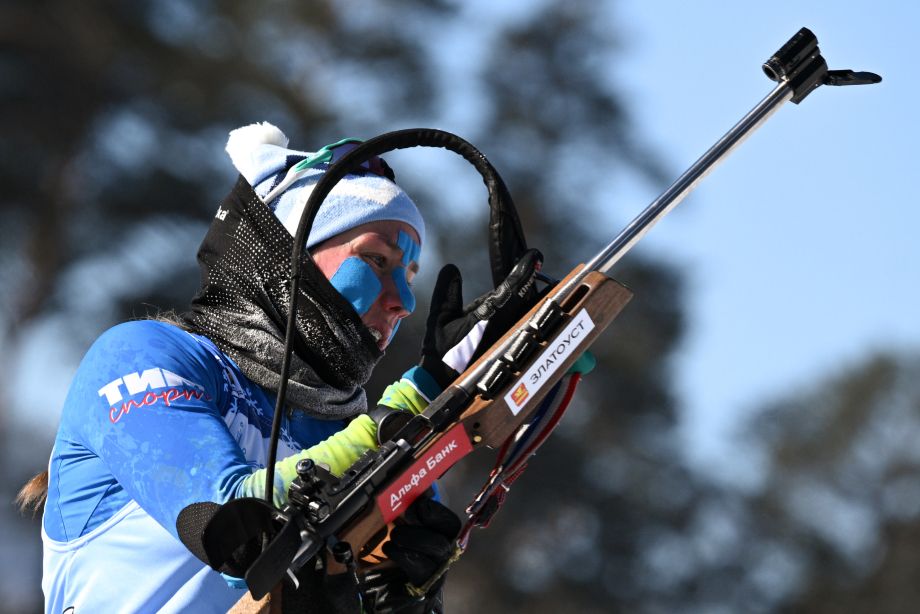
[461,373,582,541]
[408,373,582,598]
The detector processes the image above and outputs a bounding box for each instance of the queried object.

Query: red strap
[459,374,583,548]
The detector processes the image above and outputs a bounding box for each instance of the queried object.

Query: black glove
[281,566,363,614]
[284,497,460,613]
[420,249,543,389]
[383,496,461,586]
[360,496,461,613]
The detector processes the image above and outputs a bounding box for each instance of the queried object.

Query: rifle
[182,27,880,606]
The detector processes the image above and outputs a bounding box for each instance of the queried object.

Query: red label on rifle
[376,423,473,523]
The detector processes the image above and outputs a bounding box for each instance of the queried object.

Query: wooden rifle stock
[229,269,632,613]
[328,268,632,572]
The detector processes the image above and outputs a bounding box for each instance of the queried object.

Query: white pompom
[225,122,289,176]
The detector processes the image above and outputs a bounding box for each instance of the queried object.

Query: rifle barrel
[431,25,882,435]
[453,81,794,399]
[588,81,793,276]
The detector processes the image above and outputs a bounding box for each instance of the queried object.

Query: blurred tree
[0,0,452,340]
[715,352,920,613]
[1,1,694,613]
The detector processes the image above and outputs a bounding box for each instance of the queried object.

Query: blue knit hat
[225,122,425,248]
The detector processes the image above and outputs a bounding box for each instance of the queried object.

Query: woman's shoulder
[98,318,191,342]
[82,319,220,389]
[92,319,210,357]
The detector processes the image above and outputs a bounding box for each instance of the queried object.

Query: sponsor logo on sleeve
[376,424,473,523]
[99,368,210,424]
[503,308,595,415]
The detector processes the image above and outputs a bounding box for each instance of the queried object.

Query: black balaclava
[183,176,382,420]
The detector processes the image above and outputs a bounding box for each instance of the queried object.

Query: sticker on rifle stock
[504,308,595,415]
[376,423,473,523]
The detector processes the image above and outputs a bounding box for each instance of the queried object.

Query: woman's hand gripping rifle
[204,259,634,604]
[287,264,634,592]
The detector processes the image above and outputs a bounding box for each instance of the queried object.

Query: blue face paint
[329,257,382,316]
[327,230,421,322]
[384,232,420,344]
[393,231,421,314]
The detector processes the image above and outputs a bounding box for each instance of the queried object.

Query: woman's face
[311,220,421,350]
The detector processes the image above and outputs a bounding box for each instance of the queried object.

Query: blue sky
[612,1,919,481]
